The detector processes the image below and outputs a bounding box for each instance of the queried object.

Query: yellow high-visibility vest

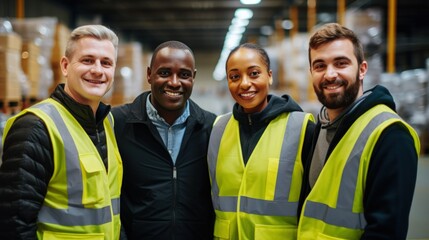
[4,99,123,240]
[298,105,420,240]
[208,112,314,240]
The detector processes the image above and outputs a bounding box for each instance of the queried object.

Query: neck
[326,107,345,122]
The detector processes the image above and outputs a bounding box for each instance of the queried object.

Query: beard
[314,72,361,109]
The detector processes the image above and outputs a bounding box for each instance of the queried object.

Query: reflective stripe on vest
[303,111,399,230]
[33,102,118,226]
[208,112,306,216]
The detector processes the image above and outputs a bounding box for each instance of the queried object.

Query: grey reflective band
[208,112,306,216]
[38,205,112,226]
[240,197,298,216]
[208,113,232,211]
[34,102,114,226]
[111,197,120,215]
[304,112,399,229]
[107,113,113,127]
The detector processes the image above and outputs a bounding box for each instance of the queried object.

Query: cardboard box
[51,23,70,64]
[0,50,21,73]
[0,33,22,51]
[21,42,41,98]
[0,76,22,100]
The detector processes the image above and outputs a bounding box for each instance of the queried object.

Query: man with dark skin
[112,40,216,240]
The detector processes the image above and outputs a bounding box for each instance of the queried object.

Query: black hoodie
[299,85,419,239]
[232,94,315,165]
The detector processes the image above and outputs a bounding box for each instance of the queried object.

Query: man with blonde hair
[0,24,122,239]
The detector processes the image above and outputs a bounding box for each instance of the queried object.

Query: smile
[240,92,255,97]
[165,91,182,96]
[85,79,104,84]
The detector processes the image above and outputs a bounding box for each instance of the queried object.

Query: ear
[359,61,368,80]
[147,67,152,84]
[193,68,197,78]
[60,56,69,77]
[268,69,273,85]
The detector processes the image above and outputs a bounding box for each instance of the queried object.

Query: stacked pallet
[0,33,23,115]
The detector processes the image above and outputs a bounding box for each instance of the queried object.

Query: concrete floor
[408,155,429,240]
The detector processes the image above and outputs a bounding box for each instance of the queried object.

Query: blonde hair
[65,24,119,59]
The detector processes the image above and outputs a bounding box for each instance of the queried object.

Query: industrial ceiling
[47,0,427,53]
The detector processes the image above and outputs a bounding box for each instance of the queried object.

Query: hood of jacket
[232,94,304,164]
[317,84,397,158]
[232,94,303,127]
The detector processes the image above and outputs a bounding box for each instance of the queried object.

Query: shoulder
[111,104,131,119]
[4,112,50,152]
[7,112,48,137]
[2,112,53,178]
[188,100,217,124]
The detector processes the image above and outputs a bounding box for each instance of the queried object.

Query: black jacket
[299,85,419,239]
[111,91,216,240]
[232,94,315,165]
[0,84,110,240]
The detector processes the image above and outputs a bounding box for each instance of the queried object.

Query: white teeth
[241,92,254,97]
[87,80,103,84]
[326,86,339,90]
[165,91,180,96]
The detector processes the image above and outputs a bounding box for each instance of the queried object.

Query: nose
[90,61,103,75]
[168,74,181,87]
[240,75,251,89]
[325,65,338,80]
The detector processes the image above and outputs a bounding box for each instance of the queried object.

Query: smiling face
[226,47,273,113]
[147,47,195,121]
[310,38,367,120]
[61,37,116,112]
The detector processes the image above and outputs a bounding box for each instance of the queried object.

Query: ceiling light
[240,0,261,4]
[234,8,253,19]
[281,20,294,30]
[231,18,250,27]
[260,25,273,36]
[229,25,246,34]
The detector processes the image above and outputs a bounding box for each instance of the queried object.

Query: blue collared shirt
[146,94,189,164]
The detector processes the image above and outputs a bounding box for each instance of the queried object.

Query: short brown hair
[308,23,364,65]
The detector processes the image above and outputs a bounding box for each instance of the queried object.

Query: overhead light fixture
[281,20,294,30]
[260,25,273,36]
[213,8,254,81]
[240,0,261,5]
[231,18,250,27]
[229,25,246,35]
[234,8,253,19]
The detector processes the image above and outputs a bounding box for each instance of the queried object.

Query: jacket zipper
[172,166,177,239]
[247,114,252,125]
[96,127,100,143]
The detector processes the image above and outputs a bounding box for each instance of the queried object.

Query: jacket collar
[127,91,205,125]
[50,84,111,126]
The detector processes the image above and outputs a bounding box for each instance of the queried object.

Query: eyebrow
[312,56,351,65]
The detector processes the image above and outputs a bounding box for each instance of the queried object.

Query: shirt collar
[146,93,190,126]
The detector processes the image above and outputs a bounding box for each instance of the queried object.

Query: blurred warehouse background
[0,0,428,154]
[1,1,429,239]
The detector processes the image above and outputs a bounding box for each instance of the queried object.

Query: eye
[312,62,325,71]
[179,71,193,79]
[101,59,113,67]
[228,73,240,82]
[335,60,349,68]
[158,70,171,77]
[249,70,260,78]
[82,58,94,64]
